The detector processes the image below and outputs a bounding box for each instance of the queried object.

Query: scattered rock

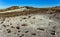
[37,28,44,31]
[21,34,24,36]
[19,34,24,37]
[19,36,22,37]
[16,26,20,29]
[7,29,11,33]
[51,31,55,35]
[10,23,12,25]
[11,26,15,28]
[28,16,31,18]
[32,33,36,35]
[2,24,6,27]
[1,21,3,24]
[22,24,28,26]
[22,17,27,19]
[25,31,29,33]
[33,17,35,19]
[18,31,20,32]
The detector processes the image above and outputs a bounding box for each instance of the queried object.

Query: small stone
[2,24,6,27]
[10,23,12,25]
[19,36,22,37]
[33,17,35,19]
[32,33,36,35]
[22,24,28,26]
[37,28,44,31]
[51,31,55,35]
[11,26,14,28]
[7,20,9,22]
[7,29,11,33]
[28,16,31,18]
[18,31,20,32]
[20,20,22,21]
[17,34,20,36]
[53,26,56,29]
[51,32,55,35]
[19,34,24,37]
[1,22,3,24]
[21,34,24,36]
[16,26,20,29]
[40,19,42,20]
[23,17,26,19]
[25,31,29,33]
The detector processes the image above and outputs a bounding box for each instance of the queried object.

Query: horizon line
[0,5,60,9]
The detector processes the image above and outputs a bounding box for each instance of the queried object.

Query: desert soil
[0,12,60,37]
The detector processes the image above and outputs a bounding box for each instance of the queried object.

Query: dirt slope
[0,6,60,37]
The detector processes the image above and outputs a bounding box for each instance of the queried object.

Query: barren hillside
[0,6,60,37]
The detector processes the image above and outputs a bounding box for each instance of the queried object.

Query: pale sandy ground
[0,13,60,37]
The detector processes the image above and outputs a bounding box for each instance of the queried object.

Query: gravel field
[0,13,60,37]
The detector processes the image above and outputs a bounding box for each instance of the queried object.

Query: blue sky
[0,0,60,9]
